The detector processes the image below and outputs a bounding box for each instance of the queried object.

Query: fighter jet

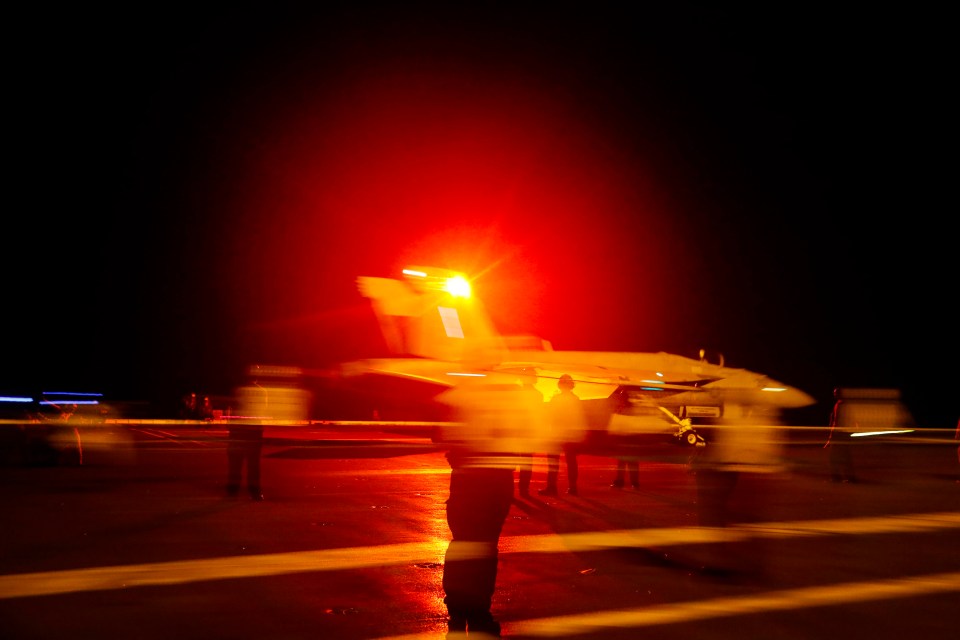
[336,265,815,447]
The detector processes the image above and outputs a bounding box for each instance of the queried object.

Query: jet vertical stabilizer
[357,266,506,366]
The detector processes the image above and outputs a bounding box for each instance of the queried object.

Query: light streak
[42,391,103,397]
[0,396,33,403]
[2,510,957,600]
[851,429,916,438]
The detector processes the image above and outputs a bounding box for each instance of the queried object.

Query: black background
[5,4,954,427]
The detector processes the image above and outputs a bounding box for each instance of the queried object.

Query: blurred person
[226,365,312,501]
[55,402,83,466]
[199,395,215,421]
[227,378,267,501]
[606,389,640,489]
[689,404,785,580]
[515,372,545,498]
[436,377,541,637]
[825,389,857,483]
[225,419,264,500]
[825,388,915,484]
[179,391,199,420]
[539,374,588,497]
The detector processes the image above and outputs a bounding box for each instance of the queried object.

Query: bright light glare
[850,429,915,438]
[402,269,427,278]
[444,276,471,298]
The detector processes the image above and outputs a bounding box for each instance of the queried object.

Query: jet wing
[340,357,465,387]
[489,361,706,402]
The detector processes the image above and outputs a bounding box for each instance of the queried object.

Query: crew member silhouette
[436,377,539,637]
[539,374,588,496]
[515,372,544,498]
[607,389,640,489]
[825,389,857,483]
[227,378,266,500]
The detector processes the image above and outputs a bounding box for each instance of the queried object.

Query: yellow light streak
[503,572,960,637]
[850,429,915,437]
[2,511,959,600]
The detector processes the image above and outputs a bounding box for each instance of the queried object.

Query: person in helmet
[539,374,588,496]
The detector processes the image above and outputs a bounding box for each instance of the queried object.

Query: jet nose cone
[761,383,816,408]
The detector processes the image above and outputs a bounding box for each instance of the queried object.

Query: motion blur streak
[0,540,447,599]
[501,572,960,637]
[1,511,958,600]
[378,573,960,639]
[501,511,960,552]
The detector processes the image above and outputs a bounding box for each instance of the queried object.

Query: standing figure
[226,420,264,500]
[436,379,539,637]
[825,387,916,484]
[825,390,857,483]
[515,372,545,498]
[225,364,312,501]
[690,403,783,578]
[180,392,199,419]
[539,374,588,496]
[227,374,269,501]
[606,389,640,489]
[199,395,215,421]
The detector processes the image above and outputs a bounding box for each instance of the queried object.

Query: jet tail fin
[357,267,506,364]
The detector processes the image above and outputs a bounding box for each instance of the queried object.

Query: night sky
[6,4,954,427]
